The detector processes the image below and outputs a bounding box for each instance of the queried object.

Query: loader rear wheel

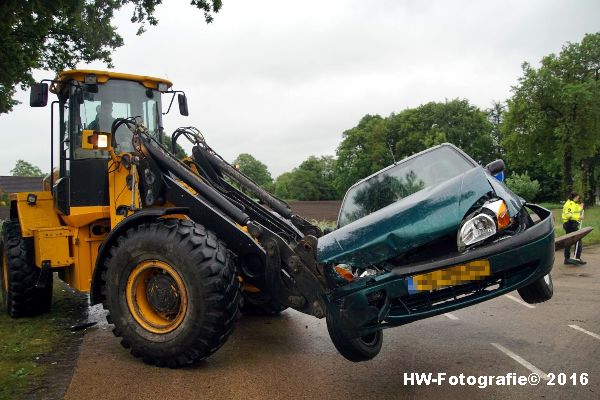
[1,220,53,317]
[326,307,383,362]
[102,219,240,367]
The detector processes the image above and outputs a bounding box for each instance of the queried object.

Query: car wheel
[517,273,553,304]
[326,307,383,362]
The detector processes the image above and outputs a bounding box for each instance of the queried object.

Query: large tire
[326,307,383,362]
[517,273,553,304]
[1,220,53,317]
[240,290,287,316]
[102,219,240,368]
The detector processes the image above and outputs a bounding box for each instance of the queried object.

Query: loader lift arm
[121,120,330,318]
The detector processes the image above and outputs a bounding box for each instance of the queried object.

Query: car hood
[317,167,515,267]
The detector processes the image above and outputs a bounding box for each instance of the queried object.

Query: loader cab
[37,70,175,215]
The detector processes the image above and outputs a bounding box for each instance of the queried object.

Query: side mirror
[485,159,505,176]
[30,83,49,107]
[178,93,189,116]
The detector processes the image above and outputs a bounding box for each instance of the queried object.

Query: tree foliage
[274,156,338,200]
[233,153,273,189]
[162,136,187,160]
[334,99,496,194]
[10,160,44,177]
[502,33,600,202]
[505,172,541,201]
[0,0,222,114]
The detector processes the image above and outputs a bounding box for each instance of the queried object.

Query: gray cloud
[1,0,599,177]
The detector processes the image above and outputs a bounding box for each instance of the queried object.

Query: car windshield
[73,79,162,159]
[338,146,475,227]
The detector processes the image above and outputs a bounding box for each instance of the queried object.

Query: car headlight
[457,199,512,251]
[458,214,496,250]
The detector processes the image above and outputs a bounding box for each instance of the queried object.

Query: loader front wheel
[1,220,53,317]
[102,220,240,367]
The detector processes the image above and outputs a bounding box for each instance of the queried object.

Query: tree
[335,99,496,194]
[274,156,339,200]
[506,172,541,201]
[162,136,187,159]
[502,33,600,201]
[273,172,294,199]
[233,153,273,189]
[10,160,44,177]
[487,100,506,159]
[0,0,222,114]
[334,114,392,194]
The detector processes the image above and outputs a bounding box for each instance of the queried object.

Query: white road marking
[491,342,549,380]
[443,313,459,320]
[569,325,600,341]
[504,294,536,309]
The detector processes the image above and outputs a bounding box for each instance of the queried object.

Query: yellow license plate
[408,259,491,293]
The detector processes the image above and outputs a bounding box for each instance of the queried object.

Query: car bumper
[327,204,555,338]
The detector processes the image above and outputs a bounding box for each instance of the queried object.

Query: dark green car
[319,143,554,361]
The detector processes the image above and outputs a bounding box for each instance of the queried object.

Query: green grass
[539,202,564,210]
[0,282,85,400]
[311,219,336,231]
[551,206,600,246]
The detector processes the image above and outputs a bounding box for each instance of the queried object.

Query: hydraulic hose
[139,134,250,225]
[197,147,293,219]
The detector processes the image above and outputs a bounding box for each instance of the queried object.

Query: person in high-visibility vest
[562,191,586,265]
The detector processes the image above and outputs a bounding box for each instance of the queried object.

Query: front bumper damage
[326,204,555,338]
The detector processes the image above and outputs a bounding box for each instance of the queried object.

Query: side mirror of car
[178,93,189,116]
[30,83,49,107]
[485,159,505,176]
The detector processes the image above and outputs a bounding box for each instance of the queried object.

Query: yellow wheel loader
[0,70,328,367]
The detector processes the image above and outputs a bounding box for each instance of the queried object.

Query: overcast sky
[1,0,599,177]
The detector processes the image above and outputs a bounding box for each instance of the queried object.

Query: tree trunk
[581,159,592,204]
[562,145,573,198]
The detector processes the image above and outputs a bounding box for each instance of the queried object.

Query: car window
[338,146,475,227]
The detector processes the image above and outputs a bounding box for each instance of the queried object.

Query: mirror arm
[162,90,186,115]
[163,92,176,115]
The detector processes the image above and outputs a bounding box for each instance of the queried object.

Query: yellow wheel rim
[126,260,188,334]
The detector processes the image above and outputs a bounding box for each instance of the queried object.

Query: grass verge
[0,281,87,400]
[551,207,600,246]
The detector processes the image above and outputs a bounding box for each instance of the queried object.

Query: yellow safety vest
[562,200,582,223]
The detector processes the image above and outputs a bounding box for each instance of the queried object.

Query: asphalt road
[64,247,600,400]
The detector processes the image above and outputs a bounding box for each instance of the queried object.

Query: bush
[506,172,540,201]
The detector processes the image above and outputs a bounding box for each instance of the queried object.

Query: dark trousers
[563,220,582,260]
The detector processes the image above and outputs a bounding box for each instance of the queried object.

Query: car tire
[1,220,53,317]
[517,273,553,304]
[326,307,383,362]
[102,219,240,367]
